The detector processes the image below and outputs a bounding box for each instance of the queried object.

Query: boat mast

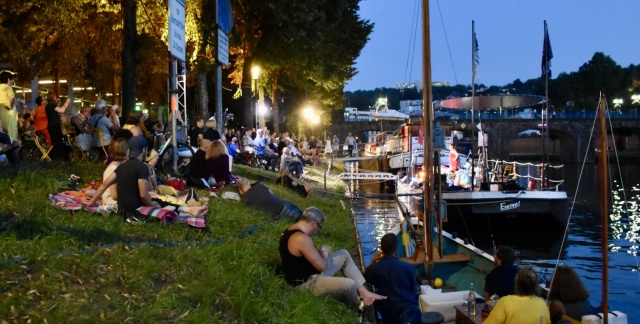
[470,21,476,191]
[542,20,551,188]
[421,0,434,266]
[597,94,609,323]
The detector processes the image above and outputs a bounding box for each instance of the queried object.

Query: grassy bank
[0,161,357,323]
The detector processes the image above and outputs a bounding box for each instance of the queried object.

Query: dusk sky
[345,0,640,91]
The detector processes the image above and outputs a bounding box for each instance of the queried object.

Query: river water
[348,161,640,322]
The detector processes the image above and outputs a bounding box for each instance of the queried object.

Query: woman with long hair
[548,265,595,322]
[206,139,236,185]
[100,138,130,213]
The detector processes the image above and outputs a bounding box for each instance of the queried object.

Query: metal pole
[170,58,178,173]
[216,64,223,133]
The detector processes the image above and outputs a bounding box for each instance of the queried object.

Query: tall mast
[421,0,434,266]
[597,94,609,323]
[470,21,476,190]
[542,20,551,188]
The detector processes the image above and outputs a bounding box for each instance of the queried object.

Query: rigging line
[435,0,458,85]
[605,103,640,278]
[403,0,420,84]
[548,96,601,301]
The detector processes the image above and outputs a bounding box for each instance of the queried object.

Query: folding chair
[34,131,52,161]
[67,129,89,163]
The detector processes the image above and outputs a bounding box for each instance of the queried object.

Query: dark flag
[541,21,553,79]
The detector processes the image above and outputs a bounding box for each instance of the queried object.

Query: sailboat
[390,3,496,323]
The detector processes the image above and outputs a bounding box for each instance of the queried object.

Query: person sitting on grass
[188,137,214,189]
[279,207,387,309]
[0,120,20,167]
[206,139,237,186]
[100,137,131,214]
[236,177,303,221]
[280,147,304,178]
[86,136,207,224]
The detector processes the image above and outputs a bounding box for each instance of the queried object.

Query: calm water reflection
[348,161,640,321]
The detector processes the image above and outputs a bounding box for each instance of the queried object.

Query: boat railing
[487,159,565,191]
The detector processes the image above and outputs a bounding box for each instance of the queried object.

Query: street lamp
[613,98,623,109]
[257,103,268,129]
[302,106,320,136]
[251,66,260,129]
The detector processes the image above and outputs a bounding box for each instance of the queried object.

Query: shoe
[125,216,145,224]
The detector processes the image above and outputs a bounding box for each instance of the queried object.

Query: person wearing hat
[87,136,207,223]
[0,71,17,141]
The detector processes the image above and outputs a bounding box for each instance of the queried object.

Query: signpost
[168,0,185,173]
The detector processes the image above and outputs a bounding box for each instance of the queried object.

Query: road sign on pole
[168,0,186,62]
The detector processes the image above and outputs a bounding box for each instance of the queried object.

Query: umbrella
[371,110,409,121]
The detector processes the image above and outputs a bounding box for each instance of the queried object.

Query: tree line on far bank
[345,52,640,113]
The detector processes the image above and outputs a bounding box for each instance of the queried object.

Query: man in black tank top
[279,207,386,308]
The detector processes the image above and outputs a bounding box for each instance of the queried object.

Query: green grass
[0,161,360,323]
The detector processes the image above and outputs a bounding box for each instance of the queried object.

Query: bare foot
[359,288,386,306]
[183,204,208,217]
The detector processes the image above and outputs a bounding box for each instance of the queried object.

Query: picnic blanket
[49,191,207,228]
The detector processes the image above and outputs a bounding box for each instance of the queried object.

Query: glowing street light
[631,94,640,117]
[613,98,623,109]
[251,66,260,128]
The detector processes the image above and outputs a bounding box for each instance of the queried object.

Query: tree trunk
[242,56,253,129]
[197,71,208,119]
[121,0,138,121]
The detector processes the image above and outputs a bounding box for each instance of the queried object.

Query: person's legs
[304,275,360,308]
[276,201,303,221]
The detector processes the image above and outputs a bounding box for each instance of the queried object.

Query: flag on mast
[472,21,480,83]
[541,20,553,78]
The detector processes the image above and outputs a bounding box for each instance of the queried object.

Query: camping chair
[34,131,52,161]
[67,129,89,163]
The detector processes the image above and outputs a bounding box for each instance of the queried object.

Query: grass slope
[0,161,358,323]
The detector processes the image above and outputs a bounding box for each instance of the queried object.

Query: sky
[345,0,640,91]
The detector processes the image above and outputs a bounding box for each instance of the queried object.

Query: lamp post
[302,106,320,136]
[251,66,260,129]
[631,94,640,118]
[257,103,268,129]
[613,98,623,117]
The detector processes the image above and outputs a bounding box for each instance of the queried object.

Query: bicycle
[155,131,195,178]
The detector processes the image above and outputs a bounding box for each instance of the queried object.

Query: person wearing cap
[89,100,119,159]
[279,207,386,309]
[87,136,207,223]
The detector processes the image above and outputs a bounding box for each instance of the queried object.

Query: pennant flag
[541,21,553,79]
[472,28,480,83]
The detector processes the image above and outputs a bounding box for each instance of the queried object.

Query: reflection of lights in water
[609,181,640,256]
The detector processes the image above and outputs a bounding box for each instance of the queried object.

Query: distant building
[396,80,449,90]
[399,100,422,115]
[344,107,374,122]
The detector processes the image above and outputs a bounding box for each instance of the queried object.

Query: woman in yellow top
[484,267,551,324]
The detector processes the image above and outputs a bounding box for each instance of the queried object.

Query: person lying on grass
[236,177,303,221]
[86,136,207,223]
[279,207,386,308]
